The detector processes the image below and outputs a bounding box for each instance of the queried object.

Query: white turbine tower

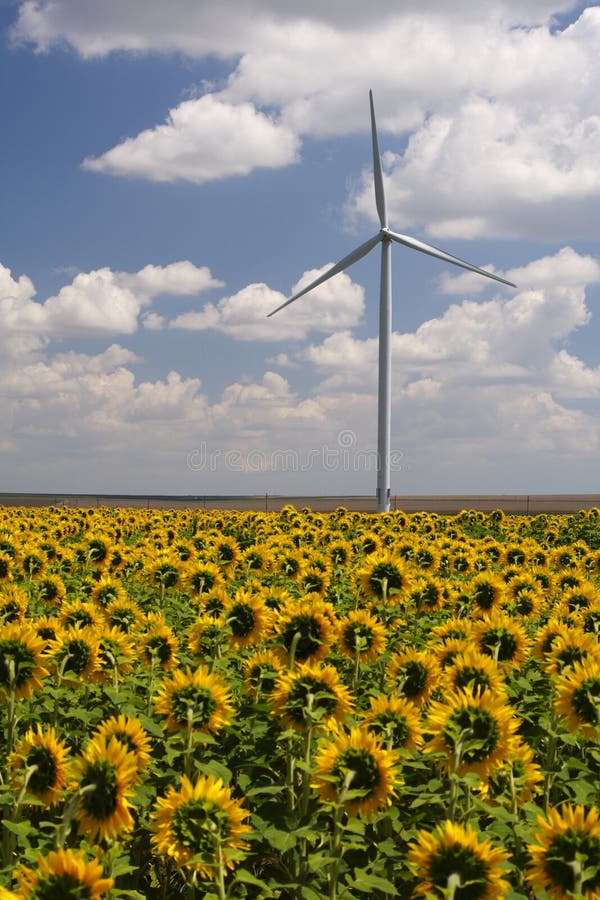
[268,91,516,512]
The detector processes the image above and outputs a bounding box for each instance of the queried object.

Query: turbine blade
[370,90,387,229]
[386,230,517,287]
[268,232,382,316]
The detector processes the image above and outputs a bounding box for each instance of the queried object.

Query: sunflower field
[1,504,600,899]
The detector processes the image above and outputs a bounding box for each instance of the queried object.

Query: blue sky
[1,0,600,496]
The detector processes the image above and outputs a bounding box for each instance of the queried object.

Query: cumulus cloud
[2,245,600,492]
[12,0,581,57]
[0,260,222,340]
[170,265,365,340]
[15,0,600,239]
[83,94,300,184]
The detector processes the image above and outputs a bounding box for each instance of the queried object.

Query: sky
[1,0,600,497]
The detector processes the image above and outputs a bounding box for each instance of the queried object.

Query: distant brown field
[1,492,600,513]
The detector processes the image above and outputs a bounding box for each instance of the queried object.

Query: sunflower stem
[289,630,302,671]
[542,711,559,813]
[184,706,195,779]
[445,872,462,898]
[329,774,352,900]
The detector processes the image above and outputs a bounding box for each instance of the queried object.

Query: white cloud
[0,260,222,340]
[16,0,600,241]
[170,265,365,340]
[2,246,600,493]
[12,1,580,57]
[83,94,300,184]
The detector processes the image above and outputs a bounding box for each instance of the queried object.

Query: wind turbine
[268,91,516,512]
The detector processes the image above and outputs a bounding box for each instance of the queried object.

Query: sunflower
[71,735,137,842]
[47,625,101,685]
[554,658,600,739]
[95,626,135,683]
[364,693,424,752]
[408,575,447,613]
[154,665,234,733]
[140,623,179,671]
[473,612,530,668]
[357,551,411,601]
[0,622,49,700]
[271,660,354,731]
[425,688,519,779]
[312,724,400,819]
[91,575,128,608]
[104,596,144,634]
[223,590,270,651]
[0,586,27,624]
[433,636,472,671]
[8,724,71,806]
[386,648,441,707]
[188,613,227,658]
[481,736,544,805]
[210,535,241,572]
[243,648,285,697]
[14,848,113,899]
[29,614,63,651]
[442,648,506,698]
[59,599,102,631]
[239,544,272,575]
[257,585,296,613]
[92,715,151,780]
[527,805,600,899]
[430,617,474,645]
[532,617,572,660]
[544,629,600,676]
[559,582,600,616]
[0,550,12,583]
[185,561,225,597]
[19,543,46,579]
[151,773,251,878]
[272,597,336,664]
[337,609,386,662]
[408,819,511,899]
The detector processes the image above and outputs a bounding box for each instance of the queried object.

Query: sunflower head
[8,724,71,806]
[527,805,600,900]
[154,665,234,733]
[0,622,49,699]
[151,774,251,878]
[15,848,113,900]
[408,820,511,899]
[271,661,354,731]
[313,725,400,819]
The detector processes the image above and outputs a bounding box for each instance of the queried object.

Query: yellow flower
[71,736,138,842]
[527,805,600,899]
[92,714,151,780]
[337,609,386,662]
[271,660,354,731]
[363,693,424,752]
[8,724,71,806]
[425,688,519,779]
[14,848,113,899]
[357,551,411,601]
[408,820,511,898]
[554,657,600,739]
[442,648,506,698]
[386,648,440,707]
[154,665,234,733]
[0,622,49,700]
[224,589,270,651]
[272,597,336,664]
[151,774,251,877]
[313,724,400,819]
